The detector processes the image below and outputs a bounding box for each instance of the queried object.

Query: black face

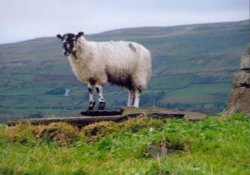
[57,32,84,56]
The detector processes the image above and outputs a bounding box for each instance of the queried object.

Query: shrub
[82,121,117,143]
[36,123,83,146]
[2,122,37,145]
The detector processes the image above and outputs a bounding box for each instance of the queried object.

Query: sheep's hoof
[88,107,94,111]
[88,101,96,110]
[98,102,105,110]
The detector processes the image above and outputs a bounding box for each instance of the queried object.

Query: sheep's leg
[133,90,140,108]
[95,84,105,110]
[88,83,95,110]
[127,90,134,107]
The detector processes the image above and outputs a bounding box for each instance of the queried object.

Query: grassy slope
[0,113,249,174]
[0,20,249,118]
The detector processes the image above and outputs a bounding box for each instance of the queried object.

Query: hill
[0,20,249,119]
[0,113,249,174]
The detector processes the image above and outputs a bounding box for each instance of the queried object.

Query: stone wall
[226,46,250,115]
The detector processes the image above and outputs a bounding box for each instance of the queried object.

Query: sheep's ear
[57,34,63,40]
[76,32,84,39]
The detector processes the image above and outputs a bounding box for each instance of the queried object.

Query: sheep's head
[56,32,84,56]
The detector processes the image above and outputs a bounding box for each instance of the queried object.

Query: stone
[121,107,205,121]
[233,71,250,88]
[146,145,168,158]
[227,88,250,115]
[8,107,207,127]
[226,45,250,115]
[240,55,250,70]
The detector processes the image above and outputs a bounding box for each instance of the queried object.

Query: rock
[146,145,169,158]
[182,111,207,121]
[233,71,250,88]
[121,107,206,121]
[227,87,250,115]
[145,140,185,158]
[226,46,250,115]
[121,107,185,119]
[240,55,250,71]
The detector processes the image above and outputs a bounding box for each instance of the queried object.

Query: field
[0,113,249,174]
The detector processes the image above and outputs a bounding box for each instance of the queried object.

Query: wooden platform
[7,107,206,127]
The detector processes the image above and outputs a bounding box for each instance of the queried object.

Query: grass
[162,83,232,104]
[149,75,194,90]
[0,113,249,174]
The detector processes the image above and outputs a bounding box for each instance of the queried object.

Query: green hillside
[0,20,249,120]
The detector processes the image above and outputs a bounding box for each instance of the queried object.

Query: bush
[2,122,83,146]
[36,123,83,146]
[82,121,117,143]
[2,122,37,145]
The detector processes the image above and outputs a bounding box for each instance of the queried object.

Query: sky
[0,0,249,44]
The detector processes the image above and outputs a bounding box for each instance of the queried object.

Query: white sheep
[57,32,152,110]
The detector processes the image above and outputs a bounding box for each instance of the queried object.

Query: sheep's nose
[63,49,68,56]
[63,42,70,48]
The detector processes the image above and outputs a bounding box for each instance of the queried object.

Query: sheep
[56,32,152,110]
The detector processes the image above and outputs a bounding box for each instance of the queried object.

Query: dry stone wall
[226,46,250,115]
